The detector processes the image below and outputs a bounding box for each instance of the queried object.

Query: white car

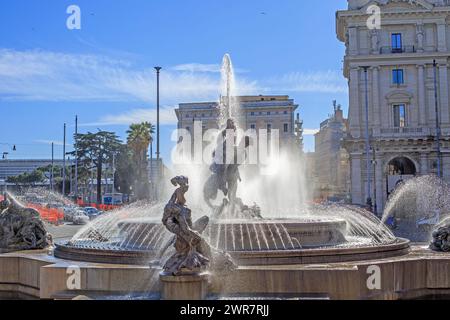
[72,211,90,225]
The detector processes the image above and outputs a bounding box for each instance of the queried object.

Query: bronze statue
[162,176,236,276]
[203,118,262,219]
[430,217,450,252]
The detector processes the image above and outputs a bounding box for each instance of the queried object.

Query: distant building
[175,95,304,152]
[0,159,65,181]
[314,102,350,201]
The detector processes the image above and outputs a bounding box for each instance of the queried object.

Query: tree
[7,170,45,185]
[114,144,134,196]
[71,131,122,204]
[126,122,155,200]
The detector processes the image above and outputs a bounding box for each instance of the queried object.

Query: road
[45,222,84,241]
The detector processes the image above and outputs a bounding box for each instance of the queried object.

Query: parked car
[83,207,103,220]
[72,211,90,225]
[64,206,83,222]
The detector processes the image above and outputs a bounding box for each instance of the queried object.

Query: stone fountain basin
[116,217,348,251]
[54,217,410,266]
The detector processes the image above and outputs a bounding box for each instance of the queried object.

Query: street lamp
[154,66,162,161]
[154,66,162,201]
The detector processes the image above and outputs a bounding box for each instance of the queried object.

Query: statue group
[430,218,450,252]
[0,193,51,252]
[162,176,235,276]
[203,119,262,220]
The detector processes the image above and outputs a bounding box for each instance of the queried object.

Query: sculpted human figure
[162,176,236,275]
[203,119,261,219]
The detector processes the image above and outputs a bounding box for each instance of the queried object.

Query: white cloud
[0,49,239,103]
[270,70,348,94]
[170,63,221,73]
[0,49,346,105]
[81,106,178,126]
[34,139,65,146]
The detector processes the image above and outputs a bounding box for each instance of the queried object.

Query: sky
[0,0,349,163]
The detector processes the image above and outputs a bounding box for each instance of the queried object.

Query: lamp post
[433,60,442,178]
[154,66,162,201]
[362,66,373,210]
[62,123,66,196]
[154,67,162,161]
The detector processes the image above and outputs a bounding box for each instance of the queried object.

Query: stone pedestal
[160,272,209,300]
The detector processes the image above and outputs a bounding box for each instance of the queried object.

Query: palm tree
[126,122,155,199]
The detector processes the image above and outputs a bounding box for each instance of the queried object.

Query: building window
[250,124,256,130]
[283,123,289,133]
[391,33,402,52]
[267,112,271,115]
[393,104,406,128]
[185,126,191,132]
[284,111,288,115]
[185,114,190,118]
[251,112,255,116]
[267,124,272,132]
[392,69,404,84]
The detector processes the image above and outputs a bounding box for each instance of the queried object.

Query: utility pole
[75,115,78,199]
[62,123,66,196]
[362,66,373,210]
[69,157,73,194]
[51,142,54,192]
[433,60,442,178]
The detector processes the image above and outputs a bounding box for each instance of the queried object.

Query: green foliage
[71,131,122,204]
[125,122,155,200]
[7,170,45,185]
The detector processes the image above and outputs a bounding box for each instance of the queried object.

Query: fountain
[54,54,408,270]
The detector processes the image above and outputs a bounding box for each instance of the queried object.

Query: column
[348,27,358,55]
[372,67,381,128]
[351,154,363,205]
[349,68,361,138]
[420,153,428,175]
[418,65,427,126]
[439,64,450,125]
[375,155,384,214]
[437,22,447,52]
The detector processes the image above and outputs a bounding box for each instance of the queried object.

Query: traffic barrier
[28,203,64,225]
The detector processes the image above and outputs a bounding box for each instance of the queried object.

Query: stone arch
[385,156,417,176]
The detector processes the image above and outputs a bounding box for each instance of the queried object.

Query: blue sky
[0,0,349,162]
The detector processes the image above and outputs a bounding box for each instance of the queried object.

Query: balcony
[373,127,430,138]
[379,46,416,54]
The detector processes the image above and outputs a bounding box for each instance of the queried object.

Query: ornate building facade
[175,95,304,152]
[337,0,450,213]
[314,102,351,201]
